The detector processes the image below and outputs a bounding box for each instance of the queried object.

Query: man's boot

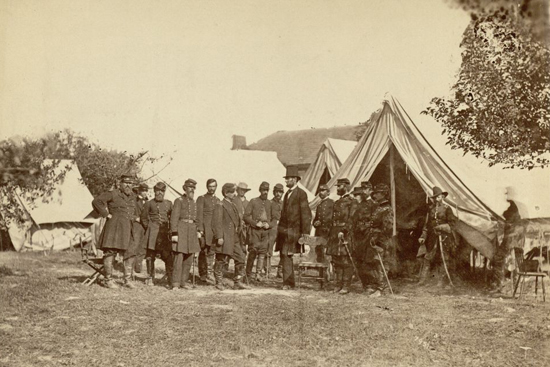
[265,256,271,279]
[418,259,430,285]
[234,263,250,289]
[436,268,444,288]
[333,267,343,293]
[145,258,154,286]
[246,249,256,282]
[123,257,137,289]
[339,267,353,295]
[255,255,265,282]
[103,254,119,289]
[214,261,225,291]
[276,263,283,278]
[206,251,216,284]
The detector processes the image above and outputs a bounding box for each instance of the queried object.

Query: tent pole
[389,143,397,237]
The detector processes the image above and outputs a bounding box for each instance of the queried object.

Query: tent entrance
[316,167,331,194]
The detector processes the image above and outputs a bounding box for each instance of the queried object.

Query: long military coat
[126,195,147,258]
[313,197,334,239]
[365,199,393,262]
[212,199,241,256]
[171,195,201,254]
[275,187,312,255]
[141,199,172,251]
[351,197,378,260]
[268,198,283,245]
[326,194,354,257]
[196,193,220,247]
[92,189,136,251]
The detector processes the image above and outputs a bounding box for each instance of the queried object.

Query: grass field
[1,251,549,367]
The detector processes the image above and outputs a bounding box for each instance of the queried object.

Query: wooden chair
[81,240,105,286]
[297,236,330,290]
[512,229,547,302]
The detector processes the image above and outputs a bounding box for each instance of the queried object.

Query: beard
[336,188,346,196]
[260,193,268,200]
[122,186,132,196]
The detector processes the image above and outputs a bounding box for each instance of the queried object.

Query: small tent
[301,138,356,193]
[4,160,101,251]
[311,95,506,259]
[142,149,315,202]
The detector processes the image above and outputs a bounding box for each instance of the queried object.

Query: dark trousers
[172,252,194,287]
[145,249,173,282]
[280,254,295,287]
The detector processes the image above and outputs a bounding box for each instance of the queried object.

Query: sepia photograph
[0,0,549,366]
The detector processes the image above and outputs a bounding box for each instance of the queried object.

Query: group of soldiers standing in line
[92,166,458,295]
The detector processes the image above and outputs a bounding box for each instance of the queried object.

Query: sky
[0,0,470,156]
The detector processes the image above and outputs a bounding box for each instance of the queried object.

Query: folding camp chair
[512,229,547,302]
[297,236,330,290]
[81,241,106,286]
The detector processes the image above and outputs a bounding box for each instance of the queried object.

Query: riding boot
[123,257,137,289]
[339,267,353,294]
[418,259,430,285]
[255,255,265,282]
[206,250,216,283]
[103,254,119,289]
[265,256,271,278]
[214,260,225,290]
[333,266,343,293]
[145,258,155,286]
[246,249,256,281]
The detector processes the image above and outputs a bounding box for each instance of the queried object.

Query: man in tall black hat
[326,178,354,294]
[275,166,312,290]
[92,175,137,289]
[170,179,201,289]
[417,186,457,288]
[196,178,220,285]
[244,181,277,282]
[141,182,173,286]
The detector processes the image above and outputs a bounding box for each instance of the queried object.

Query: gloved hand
[197,231,203,239]
[217,238,224,245]
[434,224,451,234]
[171,235,178,243]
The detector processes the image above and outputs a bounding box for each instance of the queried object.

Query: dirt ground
[1,251,549,367]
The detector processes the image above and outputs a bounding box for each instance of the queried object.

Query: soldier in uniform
[326,178,354,294]
[275,167,312,290]
[132,183,149,274]
[92,175,137,289]
[417,186,457,288]
[365,183,394,297]
[141,182,173,286]
[351,182,379,293]
[313,184,334,280]
[244,181,277,282]
[196,178,220,285]
[267,183,284,278]
[170,179,202,290]
[212,183,250,290]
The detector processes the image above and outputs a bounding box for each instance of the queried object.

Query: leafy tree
[423,0,550,169]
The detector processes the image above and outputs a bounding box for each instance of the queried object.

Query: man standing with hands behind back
[275,167,312,290]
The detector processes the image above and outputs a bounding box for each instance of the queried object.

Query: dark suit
[275,186,312,287]
[212,198,246,284]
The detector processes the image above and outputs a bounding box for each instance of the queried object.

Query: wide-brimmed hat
[283,166,301,180]
[431,186,448,198]
[237,182,251,191]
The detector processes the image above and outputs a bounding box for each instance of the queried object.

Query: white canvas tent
[4,160,100,251]
[301,138,356,193]
[142,149,315,202]
[311,95,510,259]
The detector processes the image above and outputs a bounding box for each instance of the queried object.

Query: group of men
[92,166,457,295]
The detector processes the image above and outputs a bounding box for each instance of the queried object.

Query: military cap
[373,183,389,194]
[361,181,373,189]
[259,181,270,191]
[283,166,301,180]
[222,182,236,196]
[138,183,149,191]
[336,178,350,186]
[352,187,364,195]
[273,183,284,192]
[183,179,197,189]
[154,182,166,192]
[120,175,134,184]
[318,184,330,191]
[430,186,448,198]
[237,182,251,191]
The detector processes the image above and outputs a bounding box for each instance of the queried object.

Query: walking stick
[192,253,197,288]
[438,234,454,287]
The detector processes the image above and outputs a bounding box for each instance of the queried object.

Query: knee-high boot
[255,255,265,282]
[214,260,225,290]
[145,258,155,285]
[103,254,119,289]
[123,257,137,289]
[339,267,353,294]
[418,259,430,285]
[333,266,343,293]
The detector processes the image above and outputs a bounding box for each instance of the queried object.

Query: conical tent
[311,95,503,258]
[301,138,356,193]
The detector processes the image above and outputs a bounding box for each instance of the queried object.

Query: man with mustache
[196,178,220,285]
[244,181,277,282]
[170,179,201,290]
[92,175,138,289]
[141,182,173,286]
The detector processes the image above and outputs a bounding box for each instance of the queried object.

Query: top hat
[431,186,448,198]
[283,166,301,180]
